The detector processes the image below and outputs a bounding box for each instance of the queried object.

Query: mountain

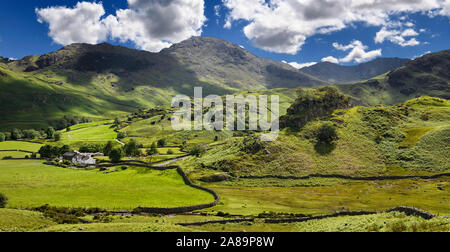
[0,37,326,130]
[299,58,410,84]
[161,37,327,89]
[338,50,450,106]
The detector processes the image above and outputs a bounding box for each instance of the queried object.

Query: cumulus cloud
[36,0,206,52]
[283,61,317,69]
[333,40,382,63]
[375,25,422,47]
[321,56,339,64]
[223,0,449,54]
[36,2,108,45]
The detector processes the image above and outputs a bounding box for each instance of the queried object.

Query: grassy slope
[183,97,450,177]
[0,160,214,209]
[338,50,450,106]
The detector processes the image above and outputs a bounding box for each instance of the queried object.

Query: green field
[0,141,42,152]
[0,160,214,209]
[61,124,117,142]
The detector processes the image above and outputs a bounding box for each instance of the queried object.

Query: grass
[0,209,55,232]
[0,151,30,159]
[202,178,450,216]
[0,160,214,209]
[61,124,117,142]
[400,128,435,148]
[0,141,42,152]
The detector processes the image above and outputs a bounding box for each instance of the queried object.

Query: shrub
[103,141,114,156]
[157,138,167,147]
[167,149,174,155]
[189,144,206,157]
[109,147,124,163]
[54,132,61,141]
[79,144,102,153]
[0,193,8,208]
[315,123,338,144]
[46,127,55,139]
[124,139,141,156]
[2,156,13,160]
[117,131,126,140]
[147,142,159,155]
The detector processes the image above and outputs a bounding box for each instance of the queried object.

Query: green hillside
[0,38,326,130]
[338,50,450,106]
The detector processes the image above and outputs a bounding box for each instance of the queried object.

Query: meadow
[0,160,214,209]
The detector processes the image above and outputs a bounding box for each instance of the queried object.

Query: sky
[0,0,449,67]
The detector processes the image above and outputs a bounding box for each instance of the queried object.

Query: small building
[63,151,102,167]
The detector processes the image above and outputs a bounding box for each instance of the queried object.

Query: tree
[79,144,102,153]
[147,142,159,155]
[157,138,166,147]
[103,141,114,156]
[109,147,123,163]
[59,145,71,155]
[167,149,174,155]
[117,132,126,140]
[23,129,40,139]
[0,133,5,142]
[11,128,22,140]
[46,127,55,139]
[54,132,61,141]
[38,145,61,159]
[0,193,8,208]
[114,118,121,126]
[316,124,338,144]
[189,144,206,157]
[124,139,141,157]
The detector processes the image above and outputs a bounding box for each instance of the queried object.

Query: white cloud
[375,27,421,47]
[332,40,382,63]
[223,0,449,54]
[36,2,108,45]
[283,61,317,69]
[321,56,339,64]
[36,0,207,52]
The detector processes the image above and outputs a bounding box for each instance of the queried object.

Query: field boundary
[235,173,450,181]
[176,207,436,226]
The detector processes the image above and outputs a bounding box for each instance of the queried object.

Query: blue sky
[1,0,449,67]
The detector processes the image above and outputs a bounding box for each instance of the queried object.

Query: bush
[189,144,206,157]
[315,123,338,144]
[79,144,102,153]
[157,138,167,147]
[109,147,124,163]
[124,139,141,156]
[2,156,13,160]
[103,141,114,156]
[147,142,159,155]
[54,132,61,141]
[0,132,5,142]
[46,127,55,139]
[117,131,126,140]
[167,149,174,155]
[0,193,8,208]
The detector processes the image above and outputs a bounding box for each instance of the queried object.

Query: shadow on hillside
[314,142,336,155]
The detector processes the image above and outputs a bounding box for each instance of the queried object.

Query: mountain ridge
[300,57,410,84]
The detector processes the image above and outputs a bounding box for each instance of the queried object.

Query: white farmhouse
[63,151,103,166]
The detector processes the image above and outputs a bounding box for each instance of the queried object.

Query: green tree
[124,139,141,156]
[0,193,8,208]
[54,132,61,141]
[117,131,126,140]
[189,144,206,157]
[11,128,22,140]
[316,124,338,144]
[46,127,55,139]
[114,118,121,126]
[103,141,114,156]
[109,147,124,163]
[157,138,166,147]
[147,142,159,155]
[0,132,5,142]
